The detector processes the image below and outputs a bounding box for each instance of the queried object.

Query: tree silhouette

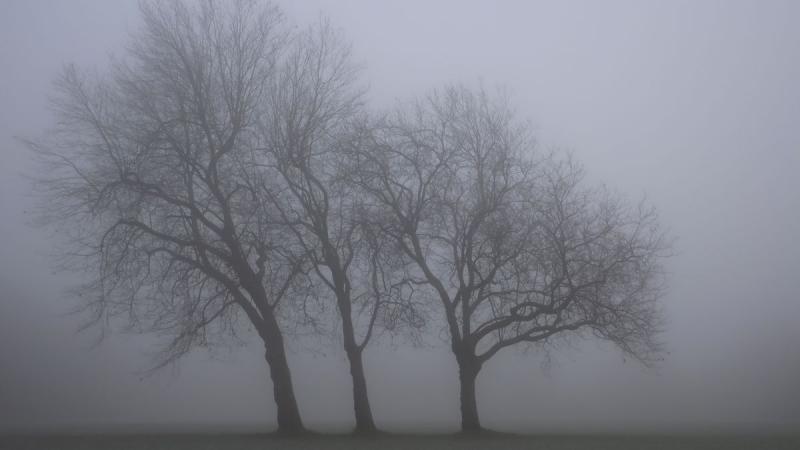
[31,0,310,434]
[343,85,669,432]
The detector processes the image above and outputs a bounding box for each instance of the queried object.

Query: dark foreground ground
[2,433,799,450]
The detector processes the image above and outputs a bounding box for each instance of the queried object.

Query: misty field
[2,434,799,450]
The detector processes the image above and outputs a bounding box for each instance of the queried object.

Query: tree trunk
[333,270,378,434]
[458,356,482,433]
[260,313,305,435]
[346,347,377,434]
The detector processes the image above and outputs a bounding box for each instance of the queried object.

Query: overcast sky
[1,0,799,434]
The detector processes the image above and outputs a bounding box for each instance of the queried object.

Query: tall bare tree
[257,21,422,434]
[344,85,669,432]
[30,0,314,434]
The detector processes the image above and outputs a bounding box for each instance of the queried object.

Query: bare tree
[29,0,314,435]
[257,21,422,434]
[344,85,669,432]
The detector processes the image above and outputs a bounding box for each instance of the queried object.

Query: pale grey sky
[1,0,799,433]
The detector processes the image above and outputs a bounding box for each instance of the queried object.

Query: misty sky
[1,0,799,433]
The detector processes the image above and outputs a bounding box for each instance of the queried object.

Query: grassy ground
[2,433,799,450]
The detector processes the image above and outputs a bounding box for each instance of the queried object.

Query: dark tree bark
[333,262,377,434]
[457,351,482,433]
[346,346,376,433]
[260,313,305,435]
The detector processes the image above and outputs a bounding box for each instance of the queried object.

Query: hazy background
[1,0,799,434]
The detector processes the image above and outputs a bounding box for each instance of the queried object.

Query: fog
[1,0,799,434]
